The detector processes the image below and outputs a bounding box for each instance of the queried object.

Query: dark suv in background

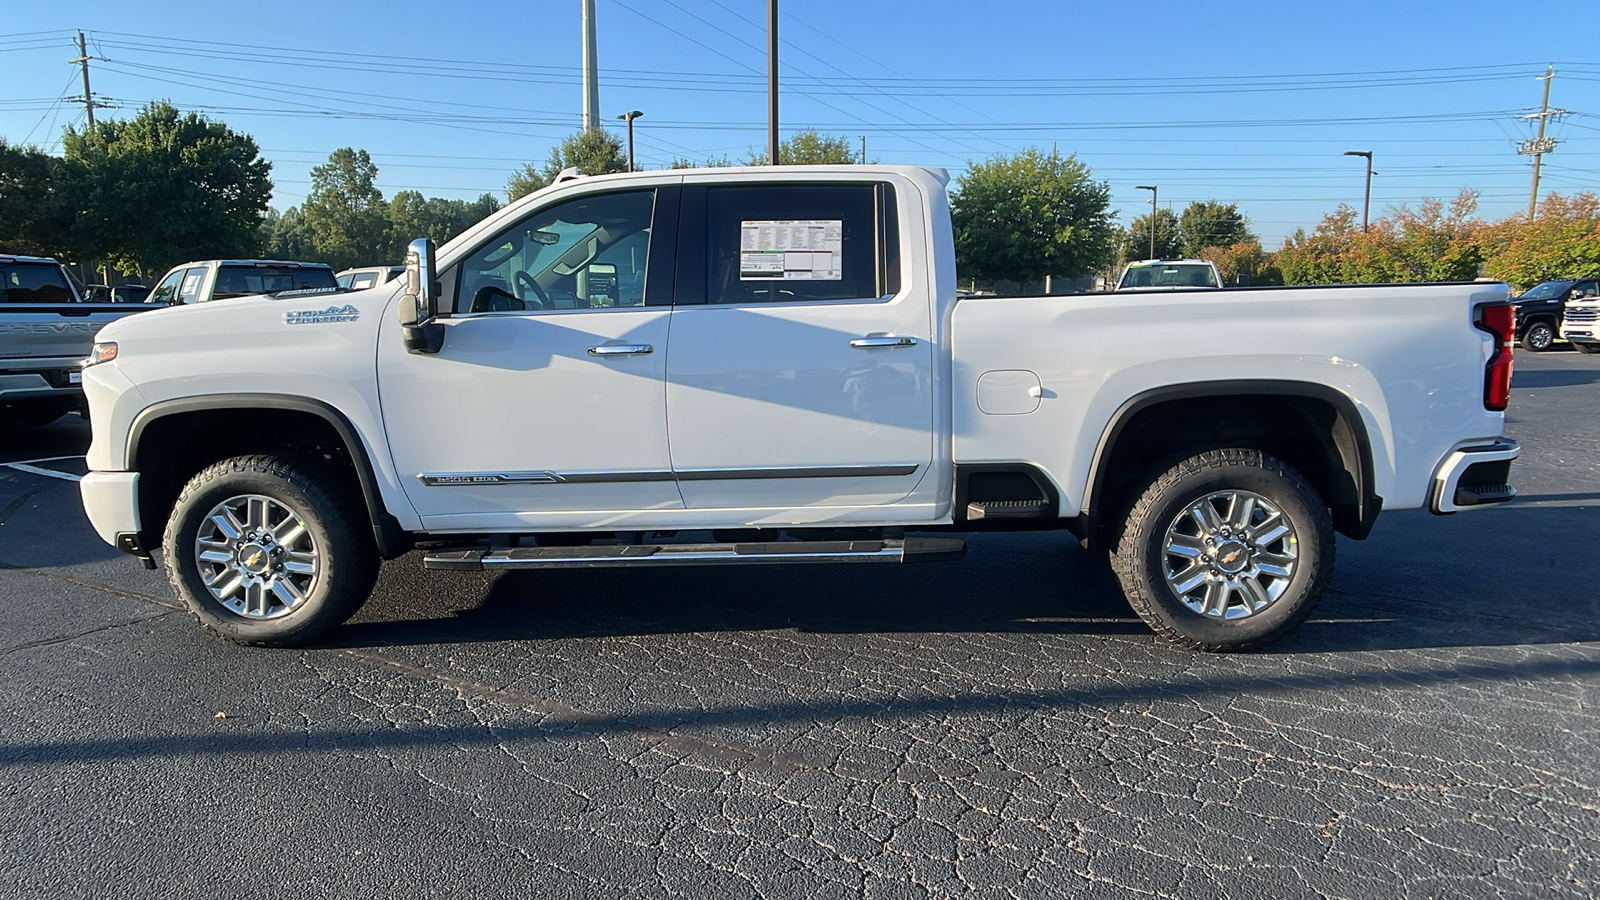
[1513,278,1599,351]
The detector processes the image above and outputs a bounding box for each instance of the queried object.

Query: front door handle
[587,343,654,356]
[849,335,917,349]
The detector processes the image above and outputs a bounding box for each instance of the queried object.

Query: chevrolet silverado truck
[1559,291,1600,353]
[1,254,160,425]
[78,165,1521,652]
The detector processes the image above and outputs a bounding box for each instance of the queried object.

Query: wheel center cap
[1214,540,1250,573]
[238,543,271,575]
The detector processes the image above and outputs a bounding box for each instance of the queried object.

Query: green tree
[1120,208,1182,261]
[61,101,272,277]
[669,155,734,169]
[1275,192,1483,285]
[1479,193,1600,289]
[745,130,860,165]
[506,129,628,201]
[301,148,391,270]
[1178,200,1253,258]
[950,147,1114,285]
[0,139,73,259]
[389,190,501,258]
[258,206,313,261]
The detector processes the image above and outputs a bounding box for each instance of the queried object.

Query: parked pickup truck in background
[146,259,338,305]
[336,266,404,291]
[1560,290,1600,354]
[78,165,1521,653]
[1,254,161,425]
[1514,277,1599,351]
[1116,258,1224,291]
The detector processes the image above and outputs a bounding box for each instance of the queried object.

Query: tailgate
[0,304,159,366]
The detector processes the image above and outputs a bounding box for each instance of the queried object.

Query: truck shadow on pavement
[334,506,1600,654]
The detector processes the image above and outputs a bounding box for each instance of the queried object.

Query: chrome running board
[422,538,966,571]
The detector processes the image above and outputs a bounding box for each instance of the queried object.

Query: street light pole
[1344,151,1373,233]
[1135,185,1157,259]
[617,110,643,172]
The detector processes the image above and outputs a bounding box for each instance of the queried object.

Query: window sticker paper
[739,220,843,280]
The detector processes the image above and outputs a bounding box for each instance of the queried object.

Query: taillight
[1477,303,1515,411]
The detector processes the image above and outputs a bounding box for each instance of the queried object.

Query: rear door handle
[849,335,917,348]
[587,343,653,356]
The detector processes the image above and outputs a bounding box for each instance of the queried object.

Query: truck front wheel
[162,453,378,647]
[1110,449,1334,651]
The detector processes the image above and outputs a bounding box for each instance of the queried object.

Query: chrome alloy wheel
[1161,489,1298,620]
[194,494,320,619]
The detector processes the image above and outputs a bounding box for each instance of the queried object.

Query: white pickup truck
[78,165,1521,652]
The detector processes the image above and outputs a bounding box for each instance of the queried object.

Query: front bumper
[79,471,141,547]
[1430,438,1520,514]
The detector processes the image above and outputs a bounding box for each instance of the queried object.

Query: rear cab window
[1,262,77,304]
[213,265,337,300]
[693,183,900,305]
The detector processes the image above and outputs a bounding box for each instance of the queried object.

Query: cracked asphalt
[1,350,1597,898]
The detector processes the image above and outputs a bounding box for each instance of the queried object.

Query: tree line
[3,100,1597,290]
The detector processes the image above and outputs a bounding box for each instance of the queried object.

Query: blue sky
[3,0,1598,245]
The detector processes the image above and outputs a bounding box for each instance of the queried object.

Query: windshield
[0,263,76,303]
[1518,280,1574,301]
[213,265,337,300]
[1119,264,1219,290]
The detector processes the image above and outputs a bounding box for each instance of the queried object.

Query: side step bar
[423,538,966,571]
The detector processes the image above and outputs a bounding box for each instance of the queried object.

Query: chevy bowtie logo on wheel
[284,304,360,325]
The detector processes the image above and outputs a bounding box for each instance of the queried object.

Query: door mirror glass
[399,238,437,326]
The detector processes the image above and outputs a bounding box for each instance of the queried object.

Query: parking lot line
[2,463,82,483]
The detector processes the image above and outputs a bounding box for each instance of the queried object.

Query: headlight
[83,341,118,367]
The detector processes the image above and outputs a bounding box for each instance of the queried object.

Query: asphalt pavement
[1,350,1597,899]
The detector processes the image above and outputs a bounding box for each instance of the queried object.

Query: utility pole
[767,0,780,165]
[581,0,600,132]
[617,110,642,172]
[1521,67,1561,219]
[1343,151,1374,233]
[1136,185,1157,259]
[859,135,866,165]
[71,30,101,129]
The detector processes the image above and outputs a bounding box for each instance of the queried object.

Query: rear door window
[178,267,208,303]
[697,183,897,305]
[0,263,76,303]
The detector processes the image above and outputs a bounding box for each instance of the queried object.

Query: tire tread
[1109,448,1332,652]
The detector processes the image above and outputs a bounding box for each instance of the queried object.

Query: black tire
[163,453,378,647]
[1575,343,1600,355]
[1109,449,1334,652]
[1520,320,1556,352]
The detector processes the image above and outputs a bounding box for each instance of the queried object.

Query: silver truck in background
[1,254,162,425]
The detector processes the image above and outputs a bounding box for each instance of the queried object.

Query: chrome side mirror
[400,238,444,354]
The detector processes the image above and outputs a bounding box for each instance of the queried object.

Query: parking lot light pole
[1344,151,1374,233]
[618,110,643,172]
[1136,185,1157,259]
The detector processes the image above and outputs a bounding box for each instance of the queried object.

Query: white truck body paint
[79,165,1514,551]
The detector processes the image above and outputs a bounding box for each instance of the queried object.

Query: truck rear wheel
[1109,449,1334,651]
[162,453,377,647]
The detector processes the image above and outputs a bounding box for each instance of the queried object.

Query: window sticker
[180,272,204,296]
[739,220,842,280]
